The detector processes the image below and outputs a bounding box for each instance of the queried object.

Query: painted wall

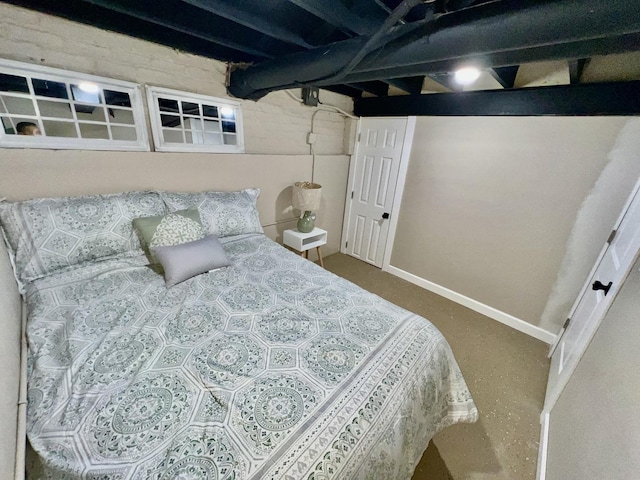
[546,257,640,479]
[0,3,353,255]
[391,116,640,332]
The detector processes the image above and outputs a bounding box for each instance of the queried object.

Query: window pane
[1,117,12,133]
[158,98,178,112]
[222,121,236,133]
[75,104,106,122]
[189,128,222,145]
[111,126,137,141]
[223,133,237,145]
[202,104,218,118]
[79,123,109,139]
[71,84,101,104]
[162,128,184,143]
[161,114,181,128]
[203,119,221,132]
[203,132,223,144]
[181,101,200,115]
[1,95,35,115]
[32,78,68,99]
[0,73,29,93]
[109,108,134,125]
[2,117,41,135]
[38,100,73,119]
[220,107,236,120]
[42,120,77,137]
[104,89,132,107]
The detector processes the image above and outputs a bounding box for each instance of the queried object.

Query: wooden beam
[354,81,640,116]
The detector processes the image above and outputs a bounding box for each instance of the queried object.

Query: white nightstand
[283,228,327,268]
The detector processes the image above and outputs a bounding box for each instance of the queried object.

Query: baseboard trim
[385,265,556,344]
[536,411,550,480]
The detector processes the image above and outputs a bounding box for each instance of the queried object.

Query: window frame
[0,59,150,151]
[146,86,245,153]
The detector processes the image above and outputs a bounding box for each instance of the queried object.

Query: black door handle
[382,212,389,219]
[592,280,612,296]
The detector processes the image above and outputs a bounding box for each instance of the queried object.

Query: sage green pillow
[132,207,205,263]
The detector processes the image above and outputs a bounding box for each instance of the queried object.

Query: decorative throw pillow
[132,207,205,263]
[151,235,231,288]
[160,188,263,238]
[0,191,165,289]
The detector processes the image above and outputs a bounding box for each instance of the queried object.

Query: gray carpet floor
[322,253,550,480]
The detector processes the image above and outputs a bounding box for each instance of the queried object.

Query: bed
[0,188,477,480]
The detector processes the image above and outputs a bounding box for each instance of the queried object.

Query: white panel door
[344,117,407,267]
[544,177,640,412]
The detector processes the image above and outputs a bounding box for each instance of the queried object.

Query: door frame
[340,116,416,270]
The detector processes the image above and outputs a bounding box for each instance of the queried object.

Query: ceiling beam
[569,59,589,84]
[322,85,363,99]
[80,0,274,59]
[180,0,313,49]
[229,0,640,99]
[489,66,519,88]
[384,76,424,94]
[354,81,640,116]
[283,0,378,36]
[3,0,262,63]
[426,73,458,92]
[344,81,389,97]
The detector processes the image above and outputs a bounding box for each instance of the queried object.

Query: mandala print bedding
[24,234,477,479]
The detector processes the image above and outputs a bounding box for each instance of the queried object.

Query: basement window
[0,59,149,151]
[147,86,244,153]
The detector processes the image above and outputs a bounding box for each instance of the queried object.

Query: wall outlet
[302,87,319,106]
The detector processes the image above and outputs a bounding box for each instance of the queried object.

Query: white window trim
[146,86,245,153]
[0,59,150,151]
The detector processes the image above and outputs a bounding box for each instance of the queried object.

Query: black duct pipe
[228,0,640,100]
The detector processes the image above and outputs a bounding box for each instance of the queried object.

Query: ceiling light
[220,106,234,116]
[78,81,100,93]
[454,67,481,85]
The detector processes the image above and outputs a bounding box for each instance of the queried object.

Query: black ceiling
[4,0,640,104]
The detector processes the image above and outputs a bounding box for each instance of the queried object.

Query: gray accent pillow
[150,235,231,288]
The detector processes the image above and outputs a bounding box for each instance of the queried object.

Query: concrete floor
[323,253,550,480]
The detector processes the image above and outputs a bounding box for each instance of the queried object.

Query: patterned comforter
[25,233,477,479]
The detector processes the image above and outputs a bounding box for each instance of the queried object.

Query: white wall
[391,116,640,334]
[545,257,640,479]
[0,3,354,256]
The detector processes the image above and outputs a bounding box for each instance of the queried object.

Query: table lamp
[292,181,322,233]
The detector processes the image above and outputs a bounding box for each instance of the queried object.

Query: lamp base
[297,211,316,233]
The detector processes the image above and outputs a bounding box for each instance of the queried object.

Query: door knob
[592,280,612,296]
[381,212,389,219]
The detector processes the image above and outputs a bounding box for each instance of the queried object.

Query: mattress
[23,233,477,479]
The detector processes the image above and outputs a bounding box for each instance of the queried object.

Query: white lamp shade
[292,181,322,212]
